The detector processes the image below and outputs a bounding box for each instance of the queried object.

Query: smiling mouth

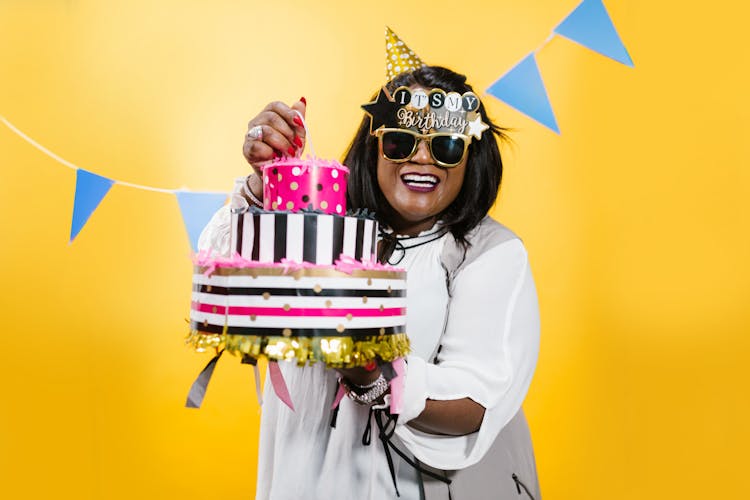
[401,173,439,191]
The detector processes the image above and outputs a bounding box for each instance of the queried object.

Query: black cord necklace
[378,227,447,265]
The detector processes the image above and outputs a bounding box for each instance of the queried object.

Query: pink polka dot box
[262,157,349,215]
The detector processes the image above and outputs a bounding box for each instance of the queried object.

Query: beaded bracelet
[242,174,263,208]
[340,374,389,405]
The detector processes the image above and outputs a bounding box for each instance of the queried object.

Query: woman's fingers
[242,137,275,174]
[243,99,307,166]
[291,98,306,142]
[257,109,298,155]
[259,100,307,150]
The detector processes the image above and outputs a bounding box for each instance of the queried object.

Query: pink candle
[262,157,349,215]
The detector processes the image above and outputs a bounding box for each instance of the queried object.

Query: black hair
[343,65,508,247]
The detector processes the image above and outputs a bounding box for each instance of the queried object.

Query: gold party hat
[385,27,426,80]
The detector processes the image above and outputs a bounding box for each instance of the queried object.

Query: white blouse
[198,202,540,500]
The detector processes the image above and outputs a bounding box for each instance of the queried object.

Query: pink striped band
[192,301,405,317]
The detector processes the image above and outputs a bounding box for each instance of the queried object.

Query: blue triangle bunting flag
[70,169,115,243]
[175,191,228,252]
[486,53,559,134]
[554,0,633,67]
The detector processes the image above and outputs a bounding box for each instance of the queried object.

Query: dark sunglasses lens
[431,135,465,165]
[381,132,415,160]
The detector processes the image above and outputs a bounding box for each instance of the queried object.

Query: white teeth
[402,174,438,184]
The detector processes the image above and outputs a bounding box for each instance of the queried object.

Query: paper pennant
[486,53,560,134]
[70,169,115,242]
[175,191,227,252]
[554,0,633,67]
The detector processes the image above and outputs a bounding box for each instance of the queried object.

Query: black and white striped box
[230,211,378,265]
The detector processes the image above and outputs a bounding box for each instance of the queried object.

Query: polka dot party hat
[385,27,426,80]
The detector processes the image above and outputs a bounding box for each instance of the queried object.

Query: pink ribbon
[268,361,295,411]
[331,382,347,410]
[389,357,406,414]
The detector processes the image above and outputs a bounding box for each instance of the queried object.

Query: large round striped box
[187,263,408,367]
[188,158,409,367]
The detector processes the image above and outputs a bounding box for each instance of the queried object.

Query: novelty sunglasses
[375,128,471,168]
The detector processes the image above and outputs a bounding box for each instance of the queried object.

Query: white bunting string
[0,114,225,195]
[294,110,316,160]
[534,33,556,55]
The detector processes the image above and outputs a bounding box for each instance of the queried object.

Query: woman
[201,66,541,499]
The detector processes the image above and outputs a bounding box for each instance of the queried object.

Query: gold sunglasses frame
[374,128,471,168]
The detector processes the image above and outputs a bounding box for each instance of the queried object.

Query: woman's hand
[337,364,484,436]
[243,98,307,176]
[336,365,382,387]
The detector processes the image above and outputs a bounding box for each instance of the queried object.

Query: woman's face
[376,137,467,235]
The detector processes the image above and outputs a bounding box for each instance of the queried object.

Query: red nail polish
[293,136,303,148]
[300,96,307,105]
[293,116,303,127]
[287,146,295,156]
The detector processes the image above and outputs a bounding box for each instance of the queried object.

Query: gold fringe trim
[185,331,410,369]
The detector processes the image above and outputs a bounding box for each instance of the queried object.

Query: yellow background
[1,1,748,498]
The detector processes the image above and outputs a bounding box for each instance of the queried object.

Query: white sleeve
[197,205,232,257]
[196,177,247,257]
[394,238,540,470]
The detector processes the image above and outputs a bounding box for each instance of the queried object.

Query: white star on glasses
[466,115,489,139]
